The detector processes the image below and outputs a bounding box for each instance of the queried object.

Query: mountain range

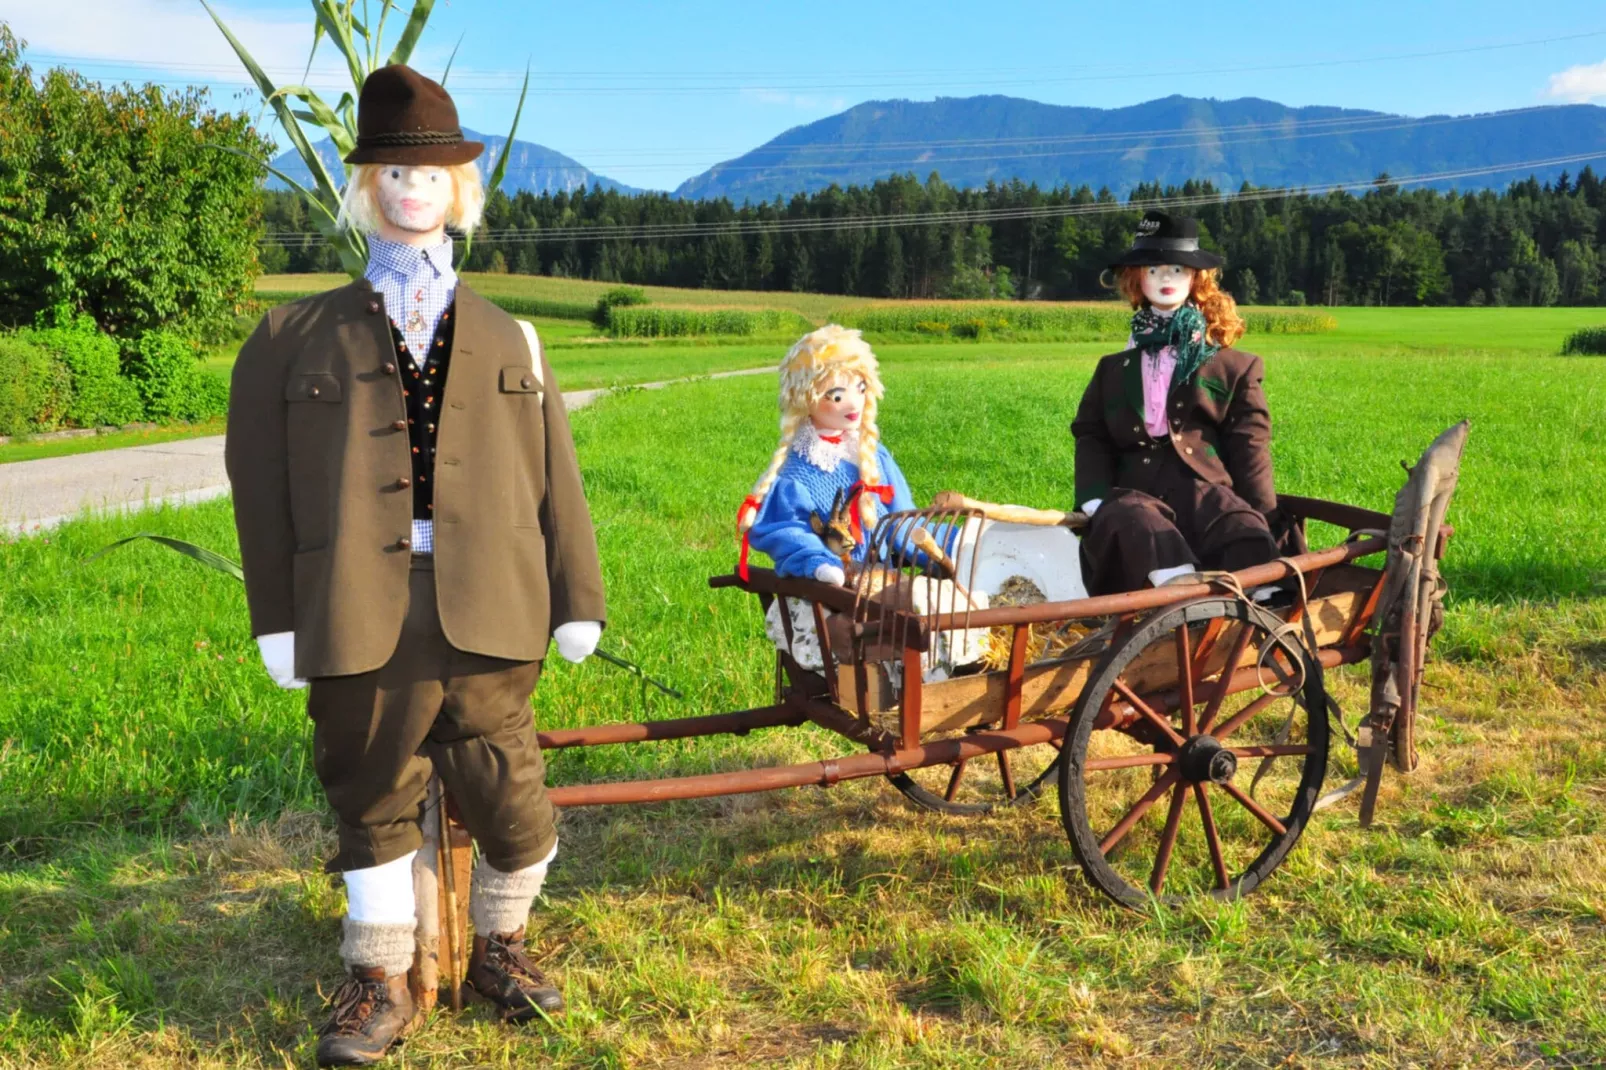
[267,127,641,196]
[271,95,1606,204]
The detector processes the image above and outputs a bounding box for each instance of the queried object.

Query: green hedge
[0,337,73,436]
[18,314,143,427]
[605,306,813,338]
[1561,326,1606,355]
[125,331,229,422]
[832,303,1338,340]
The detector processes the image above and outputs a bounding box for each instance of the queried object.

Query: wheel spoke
[1208,690,1282,743]
[943,759,968,802]
[1218,780,1288,837]
[1175,626,1196,736]
[1198,622,1255,732]
[1111,678,1185,747]
[1193,783,1231,890]
[1085,752,1175,772]
[1099,770,1179,854]
[1148,783,1188,895]
[997,750,1018,800]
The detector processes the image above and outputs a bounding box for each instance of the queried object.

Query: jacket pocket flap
[286,373,342,403]
[500,365,544,396]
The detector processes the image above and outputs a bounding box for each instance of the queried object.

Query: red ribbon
[845,481,896,543]
[735,494,763,581]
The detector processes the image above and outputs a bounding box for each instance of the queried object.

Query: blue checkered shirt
[364,235,458,553]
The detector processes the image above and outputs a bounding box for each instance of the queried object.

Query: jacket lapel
[436,284,492,454]
[1119,347,1145,419]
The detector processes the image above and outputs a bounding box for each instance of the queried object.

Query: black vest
[388,302,455,520]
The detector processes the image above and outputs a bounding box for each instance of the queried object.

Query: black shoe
[467,927,565,1023]
[316,967,417,1067]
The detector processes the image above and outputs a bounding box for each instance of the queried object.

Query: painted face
[376,165,453,234]
[810,375,868,432]
[1141,264,1196,312]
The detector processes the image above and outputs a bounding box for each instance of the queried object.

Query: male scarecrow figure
[226,65,606,1066]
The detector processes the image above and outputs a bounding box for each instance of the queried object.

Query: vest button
[382,362,397,375]
[392,420,406,432]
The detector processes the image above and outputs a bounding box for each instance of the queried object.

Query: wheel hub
[1178,734,1237,784]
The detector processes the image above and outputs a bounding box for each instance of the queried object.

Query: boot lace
[321,975,392,1037]
[487,936,550,990]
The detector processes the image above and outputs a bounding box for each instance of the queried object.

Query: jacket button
[1185,447,1194,455]
[1143,457,1151,464]
[382,362,397,375]
[397,537,411,551]
[392,419,407,431]
[307,385,320,398]
[367,300,381,314]
[396,477,411,489]
[521,376,535,389]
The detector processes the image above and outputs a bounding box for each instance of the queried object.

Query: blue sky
[4,0,1606,191]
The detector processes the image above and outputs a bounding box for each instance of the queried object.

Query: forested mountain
[268,128,641,196]
[673,95,1606,203]
[262,167,1606,308]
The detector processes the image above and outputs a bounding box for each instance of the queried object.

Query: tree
[1233,268,1260,305]
[0,30,271,339]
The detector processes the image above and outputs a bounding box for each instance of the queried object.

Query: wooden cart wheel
[889,737,1061,816]
[1058,597,1329,909]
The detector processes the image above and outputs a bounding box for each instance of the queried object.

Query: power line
[258,151,1606,248]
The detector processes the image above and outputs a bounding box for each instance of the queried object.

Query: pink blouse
[1141,346,1177,437]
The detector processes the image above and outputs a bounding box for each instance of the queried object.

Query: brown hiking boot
[466,927,565,1022]
[315,967,417,1067]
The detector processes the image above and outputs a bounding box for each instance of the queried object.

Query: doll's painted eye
[429,173,439,182]
[390,169,401,180]
[856,380,868,394]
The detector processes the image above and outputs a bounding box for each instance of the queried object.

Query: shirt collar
[365,234,457,287]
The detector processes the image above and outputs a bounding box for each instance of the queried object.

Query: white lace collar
[792,423,860,474]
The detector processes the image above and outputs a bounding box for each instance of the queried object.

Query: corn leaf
[273,85,356,156]
[87,535,245,582]
[311,0,367,86]
[440,33,463,85]
[385,0,435,67]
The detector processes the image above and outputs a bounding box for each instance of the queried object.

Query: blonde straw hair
[739,325,887,534]
[337,161,486,235]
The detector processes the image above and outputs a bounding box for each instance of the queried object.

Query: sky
[4,0,1606,192]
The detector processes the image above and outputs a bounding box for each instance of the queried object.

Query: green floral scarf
[1130,303,1218,389]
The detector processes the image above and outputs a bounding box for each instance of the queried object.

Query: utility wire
[259,150,1606,248]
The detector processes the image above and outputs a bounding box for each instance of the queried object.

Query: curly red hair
[1116,266,1246,349]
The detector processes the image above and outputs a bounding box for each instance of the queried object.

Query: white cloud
[2,0,316,77]
[741,87,848,113]
[1545,58,1606,103]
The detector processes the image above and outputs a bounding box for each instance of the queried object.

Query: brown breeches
[1080,461,1277,597]
[306,556,558,874]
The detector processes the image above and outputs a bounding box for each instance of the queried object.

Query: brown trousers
[307,556,558,874]
[1081,455,1277,597]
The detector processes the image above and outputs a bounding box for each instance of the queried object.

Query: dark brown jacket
[1072,345,1276,515]
[225,280,606,678]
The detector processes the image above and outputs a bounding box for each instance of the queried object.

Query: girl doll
[738,324,915,586]
[1071,209,1282,597]
[736,326,987,673]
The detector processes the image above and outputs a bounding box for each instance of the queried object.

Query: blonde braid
[856,395,883,533]
[740,410,805,532]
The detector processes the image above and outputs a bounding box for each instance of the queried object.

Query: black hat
[343,64,484,167]
[1108,210,1224,270]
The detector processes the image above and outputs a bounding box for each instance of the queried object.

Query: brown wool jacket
[1071,345,1277,516]
[225,280,606,679]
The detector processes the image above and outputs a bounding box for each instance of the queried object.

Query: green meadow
[0,303,1603,1067]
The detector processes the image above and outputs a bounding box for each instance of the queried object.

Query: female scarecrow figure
[225,65,606,1067]
[1072,210,1283,596]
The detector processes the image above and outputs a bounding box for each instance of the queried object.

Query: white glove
[256,631,307,689]
[1081,498,1103,517]
[813,563,846,586]
[553,620,603,664]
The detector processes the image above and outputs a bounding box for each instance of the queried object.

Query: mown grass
[1,321,1603,1066]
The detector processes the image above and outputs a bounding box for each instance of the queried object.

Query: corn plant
[200,0,529,277]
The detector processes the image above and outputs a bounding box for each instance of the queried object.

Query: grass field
[1,309,1604,1067]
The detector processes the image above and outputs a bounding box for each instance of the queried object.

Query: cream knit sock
[469,841,558,936]
[338,918,416,977]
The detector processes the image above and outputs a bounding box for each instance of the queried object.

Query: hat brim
[343,140,485,167]
[1109,247,1224,270]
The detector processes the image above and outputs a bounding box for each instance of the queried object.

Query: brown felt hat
[343,64,484,167]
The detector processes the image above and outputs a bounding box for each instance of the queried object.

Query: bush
[18,312,142,427]
[125,331,226,422]
[593,285,650,326]
[1561,326,1606,356]
[605,306,813,339]
[0,336,73,436]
